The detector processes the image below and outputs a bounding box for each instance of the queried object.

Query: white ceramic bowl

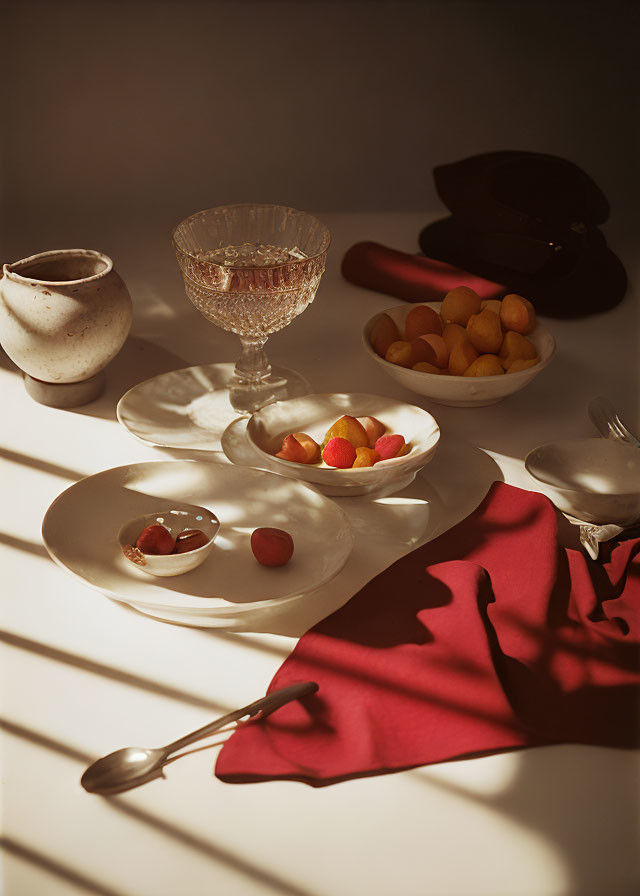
[246,392,440,496]
[118,506,220,577]
[525,438,640,525]
[363,302,556,407]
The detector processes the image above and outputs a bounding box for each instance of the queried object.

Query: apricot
[357,415,386,448]
[136,524,175,555]
[323,437,357,468]
[323,415,369,449]
[448,340,479,376]
[466,309,503,354]
[404,304,442,340]
[276,433,308,463]
[352,446,380,468]
[385,340,413,367]
[173,528,209,553]
[499,331,537,368]
[506,357,539,373]
[442,322,468,352]
[463,355,505,377]
[500,294,536,335]
[419,333,449,368]
[251,527,294,567]
[412,361,442,374]
[481,299,502,316]
[370,313,401,357]
[375,433,406,460]
[441,286,482,326]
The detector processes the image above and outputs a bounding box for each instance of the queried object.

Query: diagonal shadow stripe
[0,630,227,713]
[2,719,321,896]
[0,446,83,481]
[0,532,49,559]
[1,837,129,896]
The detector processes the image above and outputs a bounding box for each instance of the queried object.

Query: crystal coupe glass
[172,204,330,415]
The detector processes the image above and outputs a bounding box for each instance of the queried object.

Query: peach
[251,527,294,567]
[323,415,369,449]
[463,355,505,377]
[448,340,479,376]
[419,333,449,368]
[481,299,502,316]
[500,294,536,335]
[466,309,503,354]
[323,437,357,468]
[375,433,406,460]
[499,331,537,368]
[441,286,482,326]
[357,415,386,448]
[352,446,380,468]
[276,434,308,463]
[404,304,442,340]
[136,524,175,555]
[370,313,401,357]
[412,361,442,374]
[173,529,209,553]
[506,357,539,373]
[442,322,468,352]
[291,432,321,464]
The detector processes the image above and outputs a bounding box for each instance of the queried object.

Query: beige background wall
[2,0,637,258]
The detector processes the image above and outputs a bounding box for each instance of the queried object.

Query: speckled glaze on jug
[0,248,133,384]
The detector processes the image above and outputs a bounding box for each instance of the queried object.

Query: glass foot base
[228,368,310,415]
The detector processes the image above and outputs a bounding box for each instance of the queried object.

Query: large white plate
[116,362,310,451]
[42,460,354,625]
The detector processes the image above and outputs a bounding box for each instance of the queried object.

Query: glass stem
[233,336,271,385]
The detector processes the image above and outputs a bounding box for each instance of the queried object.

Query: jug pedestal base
[24,370,106,408]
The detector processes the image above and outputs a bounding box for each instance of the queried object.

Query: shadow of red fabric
[216,483,640,786]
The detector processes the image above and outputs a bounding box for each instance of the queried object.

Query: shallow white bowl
[363,302,556,407]
[525,438,640,525]
[118,507,220,577]
[246,392,440,496]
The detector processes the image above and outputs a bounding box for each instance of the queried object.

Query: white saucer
[116,362,310,451]
[42,460,354,626]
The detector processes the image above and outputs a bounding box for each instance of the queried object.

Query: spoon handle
[588,397,640,448]
[164,681,318,755]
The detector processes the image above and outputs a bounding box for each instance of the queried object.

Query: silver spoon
[588,396,640,448]
[81,681,318,794]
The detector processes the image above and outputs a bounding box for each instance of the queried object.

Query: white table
[2,213,638,896]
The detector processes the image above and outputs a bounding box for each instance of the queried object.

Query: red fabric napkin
[216,483,640,786]
[341,240,505,302]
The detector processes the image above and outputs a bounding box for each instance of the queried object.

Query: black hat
[418,151,627,317]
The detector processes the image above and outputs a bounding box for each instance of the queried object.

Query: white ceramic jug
[0,248,132,406]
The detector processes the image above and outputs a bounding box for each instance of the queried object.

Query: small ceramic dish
[118,507,220,577]
[363,302,556,407]
[246,392,440,496]
[525,438,640,525]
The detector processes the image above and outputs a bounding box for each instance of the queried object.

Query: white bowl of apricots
[363,287,556,406]
[246,392,440,496]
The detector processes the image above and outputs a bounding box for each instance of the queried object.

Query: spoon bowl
[81,682,318,794]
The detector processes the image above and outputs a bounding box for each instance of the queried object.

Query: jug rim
[3,249,113,286]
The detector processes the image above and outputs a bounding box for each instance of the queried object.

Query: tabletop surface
[1,212,638,896]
